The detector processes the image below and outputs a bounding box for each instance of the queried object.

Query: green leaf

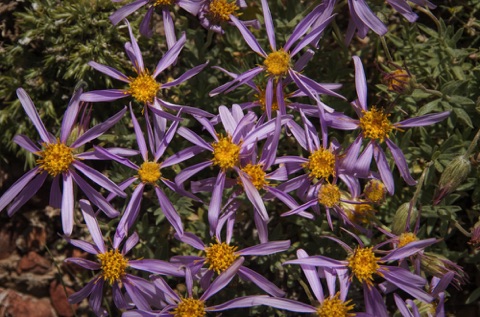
[466,287,480,304]
[453,107,474,128]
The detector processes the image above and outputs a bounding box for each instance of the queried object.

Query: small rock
[17,251,51,274]
[0,288,55,317]
[50,280,77,317]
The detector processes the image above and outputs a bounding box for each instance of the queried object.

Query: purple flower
[65,200,185,316]
[80,20,210,119]
[284,230,437,304]
[0,88,125,235]
[210,0,341,118]
[337,56,450,194]
[94,105,196,238]
[173,231,289,297]
[110,0,202,48]
[197,0,259,34]
[175,104,289,234]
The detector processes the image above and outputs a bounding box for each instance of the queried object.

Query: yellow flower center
[154,0,175,6]
[363,179,386,204]
[241,164,268,190]
[350,203,376,224]
[398,232,418,248]
[207,0,239,23]
[204,241,239,274]
[255,86,279,112]
[385,69,410,92]
[37,140,74,176]
[173,297,206,317]
[347,247,381,285]
[316,293,356,317]
[211,136,240,170]
[137,161,162,184]
[303,148,336,180]
[359,107,393,142]
[264,50,291,77]
[127,71,160,104]
[318,184,341,208]
[97,249,129,285]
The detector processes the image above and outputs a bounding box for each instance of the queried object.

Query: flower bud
[391,202,418,235]
[434,155,471,205]
[468,218,480,249]
[420,252,467,289]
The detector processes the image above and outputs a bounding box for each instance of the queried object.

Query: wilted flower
[198,0,260,34]
[433,155,472,205]
[0,88,125,235]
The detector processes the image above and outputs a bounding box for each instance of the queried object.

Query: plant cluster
[1,0,480,316]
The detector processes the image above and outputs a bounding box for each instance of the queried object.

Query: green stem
[415,5,442,34]
[464,128,480,158]
[453,220,471,237]
[45,245,78,317]
[380,36,393,62]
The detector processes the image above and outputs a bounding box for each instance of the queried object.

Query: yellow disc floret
[204,241,239,274]
[255,86,279,112]
[347,247,381,285]
[385,69,411,93]
[398,232,418,248]
[304,148,336,180]
[127,71,160,104]
[318,184,341,208]
[264,50,291,77]
[137,161,162,184]
[363,179,386,204]
[241,163,268,190]
[154,0,175,6]
[207,0,239,23]
[37,140,74,176]
[316,292,356,317]
[359,107,393,142]
[173,297,206,317]
[211,135,240,170]
[97,249,129,285]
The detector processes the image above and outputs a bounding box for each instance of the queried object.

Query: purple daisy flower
[94,105,199,238]
[197,0,259,34]
[110,0,202,48]
[284,229,437,304]
[210,0,342,118]
[0,88,126,235]
[65,200,185,316]
[337,56,450,194]
[80,20,210,119]
[175,104,290,234]
[173,231,289,297]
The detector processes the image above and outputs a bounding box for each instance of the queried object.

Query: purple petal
[109,0,149,25]
[163,9,176,49]
[68,238,100,254]
[174,160,212,185]
[176,127,212,151]
[73,160,126,197]
[115,184,144,244]
[283,256,346,269]
[382,238,437,262]
[260,0,276,50]
[230,15,266,56]
[88,61,130,83]
[351,0,388,35]
[239,240,290,256]
[381,266,432,302]
[201,257,245,301]
[238,171,269,222]
[385,138,417,186]
[70,171,120,218]
[296,249,324,302]
[238,266,285,297]
[175,232,205,250]
[129,259,185,277]
[61,173,75,236]
[162,62,209,88]
[79,199,107,253]
[60,89,82,143]
[64,257,101,270]
[153,33,186,78]
[0,168,40,212]
[122,232,140,255]
[50,176,61,208]
[13,135,40,153]
[17,88,53,143]
[208,172,226,234]
[129,105,149,160]
[72,107,127,148]
[388,0,418,22]
[353,56,368,110]
[289,14,335,57]
[397,111,450,128]
[80,89,128,102]
[208,296,316,313]
[7,171,47,216]
[68,278,97,304]
[373,144,395,194]
[93,146,139,170]
[155,187,184,235]
[123,276,151,311]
